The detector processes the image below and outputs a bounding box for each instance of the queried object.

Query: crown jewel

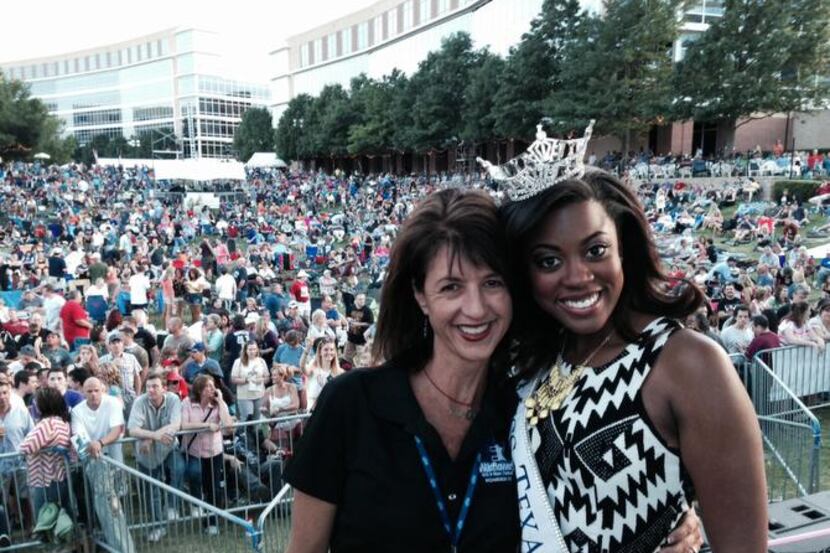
[477,120,595,202]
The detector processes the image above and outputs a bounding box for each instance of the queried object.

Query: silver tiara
[477,120,595,202]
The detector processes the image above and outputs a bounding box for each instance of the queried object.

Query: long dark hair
[500,170,703,375]
[35,387,70,423]
[373,188,512,371]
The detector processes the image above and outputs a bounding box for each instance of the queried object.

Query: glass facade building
[1,28,269,158]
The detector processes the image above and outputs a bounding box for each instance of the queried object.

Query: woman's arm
[230,360,247,385]
[288,384,300,412]
[284,490,336,553]
[664,331,767,552]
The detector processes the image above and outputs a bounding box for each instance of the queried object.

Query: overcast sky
[0,0,376,68]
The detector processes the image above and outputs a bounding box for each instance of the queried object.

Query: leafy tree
[492,0,585,140]
[276,94,314,161]
[673,0,830,129]
[462,51,506,144]
[348,70,410,155]
[307,84,359,157]
[546,0,680,152]
[407,33,482,152]
[34,116,76,164]
[0,73,54,159]
[233,107,275,162]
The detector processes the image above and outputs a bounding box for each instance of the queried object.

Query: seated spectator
[19,387,74,515]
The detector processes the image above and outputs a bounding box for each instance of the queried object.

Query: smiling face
[414,246,512,370]
[527,200,624,337]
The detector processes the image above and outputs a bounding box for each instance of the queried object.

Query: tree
[306,84,359,158]
[492,0,585,140]
[348,70,410,156]
[546,0,681,152]
[0,72,54,159]
[34,116,76,164]
[407,33,482,152]
[462,51,506,143]
[673,0,830,130]
[276,94,314,161]
[233,107,275,162]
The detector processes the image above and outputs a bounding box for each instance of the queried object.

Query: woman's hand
[660,507,704,552]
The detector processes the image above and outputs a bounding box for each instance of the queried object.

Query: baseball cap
[288,300,298,309]
[189,342,206,353]
[297,270,309,278]
[107,334,122,343]
[245,313,260,325]
[19,345,37,357]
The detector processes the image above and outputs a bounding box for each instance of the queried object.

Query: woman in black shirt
[284,190,518,552]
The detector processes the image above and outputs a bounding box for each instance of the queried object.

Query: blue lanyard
[414,435,481,552]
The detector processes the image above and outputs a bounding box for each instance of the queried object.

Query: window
[438,0,449,16]
[418,0,429,24]
[300,43,310,67]
[373,16,382,45]
[357,22,368,50]
[313,38,322,65]
[403,1,413,31]
[136,45,143,62]
[147,42,153,58]
[126,48,132,64]
[387,8,397,38]
[326,33,336,60]
[341,30,352,55]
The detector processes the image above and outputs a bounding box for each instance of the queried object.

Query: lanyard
[414,435,482,552]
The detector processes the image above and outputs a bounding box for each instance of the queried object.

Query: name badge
[479,440,514,484]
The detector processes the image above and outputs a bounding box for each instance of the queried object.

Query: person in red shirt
[290,270,311,318]
[746,314,782,363]
[59,290,92,351]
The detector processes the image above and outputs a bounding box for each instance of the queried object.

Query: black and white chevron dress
[529,317,694,553]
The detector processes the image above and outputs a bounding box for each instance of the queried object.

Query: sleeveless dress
[524,317,694,553]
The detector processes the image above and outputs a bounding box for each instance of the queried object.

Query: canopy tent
[245,152,287,169]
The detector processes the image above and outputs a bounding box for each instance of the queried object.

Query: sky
[0,0,376,71]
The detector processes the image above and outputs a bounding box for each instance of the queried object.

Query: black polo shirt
[283,361,520,553]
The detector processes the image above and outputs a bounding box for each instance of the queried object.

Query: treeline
[274,0,829,162]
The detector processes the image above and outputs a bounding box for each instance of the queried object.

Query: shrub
[772,180,821,203]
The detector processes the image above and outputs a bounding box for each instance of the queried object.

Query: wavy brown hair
[500,170,703,376]
[372,188,512,371]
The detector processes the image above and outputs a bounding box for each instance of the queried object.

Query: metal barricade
[744,353,822,501]
[87,455,260,553]
[116,413,309,518]
[756,345,830,408]
[0,449,81,552]
[255,484,294,553]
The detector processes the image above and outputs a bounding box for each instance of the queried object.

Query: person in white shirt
[128,267,152,312]
[41,284,66,333]
[99,334,142,410]
[214,266,237,311]
[64,246,85,277]
[720,306,754,357]
[72,377,133,552]
[230,342,268,422]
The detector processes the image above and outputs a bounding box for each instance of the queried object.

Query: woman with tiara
[489,122,767,552]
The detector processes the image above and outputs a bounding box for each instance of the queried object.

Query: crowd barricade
[254,484,294,553]
[757,345,830,403]
[0,413,309,552]
[88,455,260,553]
[0,449,81,552]
[741,352,822,501]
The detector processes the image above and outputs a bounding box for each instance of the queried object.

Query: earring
[423,316,429,338]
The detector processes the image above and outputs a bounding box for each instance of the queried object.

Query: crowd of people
[0,155,828,549]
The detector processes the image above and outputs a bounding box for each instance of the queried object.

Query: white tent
[245,152,287,169]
